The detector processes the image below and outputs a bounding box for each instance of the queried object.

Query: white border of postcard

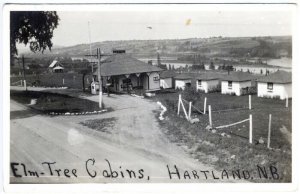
[1,1,300,194]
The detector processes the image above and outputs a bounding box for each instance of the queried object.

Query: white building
[159,71,176,89]
[256,71,292,100]
[48,60,64,73]
[174,74,192,90]
[196,74,220,93]
[93,51,162,93]
[234,64,280,75]
[204,64,211,70]
[221,72,254,96]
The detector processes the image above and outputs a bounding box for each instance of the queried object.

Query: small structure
[159,71,177,89]
[256,71,292,100]
[204,64,211,70]
[221,72,254,96]
[174,74,192,90]
[49,60,64,73]
[196,74,220,93]
[93,51,162,93]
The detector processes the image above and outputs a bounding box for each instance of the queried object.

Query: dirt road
[10,88,229,183]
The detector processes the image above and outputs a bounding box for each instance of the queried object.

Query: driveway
[10,87,226,183]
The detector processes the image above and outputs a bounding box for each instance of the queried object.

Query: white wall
[160,78,172,89]
[175,79,191,90]
[257,82,292,100]
[147,72,161,91]
[197,80,219,93]
[235,66,279,75]
[221,80,252,96]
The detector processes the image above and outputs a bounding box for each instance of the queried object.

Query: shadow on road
[10,110,38,120]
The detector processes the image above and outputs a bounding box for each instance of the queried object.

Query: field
[10,90,103,116]
[11,73,94,89]
[152,89,292,182]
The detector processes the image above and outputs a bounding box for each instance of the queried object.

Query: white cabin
[257,71,292,100]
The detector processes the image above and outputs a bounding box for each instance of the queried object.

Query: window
[228,81,232,89]
[153,76,159,81]
[198,80,202,86]
[267,82,273,90]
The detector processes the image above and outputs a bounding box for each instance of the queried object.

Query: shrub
[182,86,201,104]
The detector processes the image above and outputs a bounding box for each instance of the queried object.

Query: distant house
[174,74,192,90]
[234,64,280,75]
[49,60,64,73]
[159,71,177,89]
[196,74,220,93]
[93,51,162,93]
[204,64,211,70]
[256,71,292,100]
[221,72,255,96]
[214,64,220,70]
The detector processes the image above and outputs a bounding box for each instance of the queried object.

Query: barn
[174,74,192,90]
[159,71,177,89]
[256,71,292,100]
[93,52,163,93]
[221,72,255,96]
[196,74,220,93]
[49,60,64,73]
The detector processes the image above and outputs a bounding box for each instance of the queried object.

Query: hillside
[21,36,292,60]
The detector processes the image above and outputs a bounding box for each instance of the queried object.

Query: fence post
[249,95,252,110]
[63,78,65,85]
[180,100,189,120]
[204,97,207,114]
[209,105,212,127]
[249,114,253,144]
[177,94,181,115]
[188,102,192,120]
[267,114,272,149]
[24,80,27,90]
[286,96,289,108]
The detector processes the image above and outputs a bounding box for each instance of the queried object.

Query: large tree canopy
[10,11,59,56]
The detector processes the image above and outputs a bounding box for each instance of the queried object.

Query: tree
[10,11,59,60]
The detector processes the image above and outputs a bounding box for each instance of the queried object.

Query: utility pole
[88,21,94,74]
[97,48,102,108]
[22,55,27,91]
[85,48,112,108]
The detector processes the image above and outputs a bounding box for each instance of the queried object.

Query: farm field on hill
[152,90,292,182]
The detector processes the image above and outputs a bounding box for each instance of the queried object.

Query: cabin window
[228,81,232,89]
[198,80,202,86]
[153,76,159,81]
[267,82,273,90]
[186,83,191,87]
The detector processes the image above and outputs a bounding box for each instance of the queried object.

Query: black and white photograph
[1,1,299,193]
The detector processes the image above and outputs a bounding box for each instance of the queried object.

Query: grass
[152,89,292,182]
[10,90,104,114]
[79,118,116,134]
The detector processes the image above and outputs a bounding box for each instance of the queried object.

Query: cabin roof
[256,71,292,84]
[93,54,163,76]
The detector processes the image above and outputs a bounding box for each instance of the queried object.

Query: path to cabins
[10,87,239,183]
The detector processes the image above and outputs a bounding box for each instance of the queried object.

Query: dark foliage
[10,11,59,57]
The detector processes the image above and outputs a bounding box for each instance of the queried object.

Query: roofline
[94,70,163,77]
[221,79,252,82]
[196,77,219,81]
[256,80,292,84]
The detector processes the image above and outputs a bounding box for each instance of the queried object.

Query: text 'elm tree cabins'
[93,51,163,93]
[256,71,292,100]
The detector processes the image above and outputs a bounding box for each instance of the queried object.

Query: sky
[17,4,294,50]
